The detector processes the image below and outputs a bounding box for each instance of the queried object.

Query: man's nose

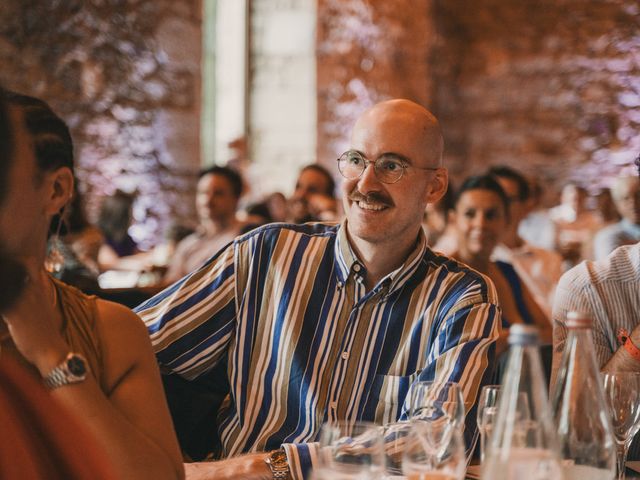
[356,161,381,192]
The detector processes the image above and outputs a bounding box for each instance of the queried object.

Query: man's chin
[347,224,388,245]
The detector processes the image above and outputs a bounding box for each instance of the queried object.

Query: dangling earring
[45,208,66,274]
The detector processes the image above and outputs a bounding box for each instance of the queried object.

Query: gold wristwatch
[265,448,290,479]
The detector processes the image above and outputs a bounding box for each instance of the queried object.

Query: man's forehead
[199,173,230,189]
[350,101,442,160]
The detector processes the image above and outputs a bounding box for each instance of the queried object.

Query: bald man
[136,99,501,479]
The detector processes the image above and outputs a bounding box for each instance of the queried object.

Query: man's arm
[183,453,272,480]
[137,243,238,379]
[415,295,502,452]
[551,265,639,384]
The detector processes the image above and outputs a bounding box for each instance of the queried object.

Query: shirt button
[341,351,349,360]
[353,263,361,272]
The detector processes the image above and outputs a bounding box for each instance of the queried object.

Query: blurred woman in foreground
[450,175,552,355]
[0,87,116,479]
[0,90,183,479]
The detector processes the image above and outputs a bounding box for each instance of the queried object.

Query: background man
[136,99,501,479]
[593,175,640,260]
[164,166,244,283]
[288,163,338,223]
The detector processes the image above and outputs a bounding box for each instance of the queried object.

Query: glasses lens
[375,157,404,183]
[338,151,365,179]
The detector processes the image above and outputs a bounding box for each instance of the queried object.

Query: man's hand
[184,452,273,480]
[603,322,640,373]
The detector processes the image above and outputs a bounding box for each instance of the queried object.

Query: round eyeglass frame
[336,150,439,184]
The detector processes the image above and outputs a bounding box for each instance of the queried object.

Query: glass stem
[617,443,628,480]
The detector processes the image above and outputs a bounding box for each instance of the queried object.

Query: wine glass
[409,381,465,427]
[603,373,640,480]
[382,421,412,479]
[476,385,500,463]
[315,421,385,479]
[402,419,466,480]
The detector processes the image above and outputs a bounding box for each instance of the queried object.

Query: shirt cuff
[282,442,319,480]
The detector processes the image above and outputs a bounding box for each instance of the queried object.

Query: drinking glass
[476,385,500,463]
[383,421,412,479]
[409,381,465,427]
[315,421,385,479]
[402,420,466,480]
[603,372,640,480]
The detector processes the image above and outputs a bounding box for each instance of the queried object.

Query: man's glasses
[337,150,439,184]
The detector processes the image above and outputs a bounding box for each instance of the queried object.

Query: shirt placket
[326,267,372,422]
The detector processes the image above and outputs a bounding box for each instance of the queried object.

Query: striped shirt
[552,243,640,459]
[552,242,640,375]
[135,222,501,478]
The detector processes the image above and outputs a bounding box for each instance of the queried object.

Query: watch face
[67,355,87,376]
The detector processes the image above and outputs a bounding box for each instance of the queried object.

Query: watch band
[43,352,88,389]
[617,328,640,363]
[264,448,290,479]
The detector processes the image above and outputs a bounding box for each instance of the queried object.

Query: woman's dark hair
[97,190,136,243]
[487,165,530,201]
[0,88,13,201]
[0,87,28,310]
[4,91,73,174]
[455,174,510,218]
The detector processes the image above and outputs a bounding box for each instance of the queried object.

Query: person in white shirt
[593,176,640,260]
[550,183,603,266]
[164,166,245,284]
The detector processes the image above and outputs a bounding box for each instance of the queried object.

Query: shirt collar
[334,221,428,294]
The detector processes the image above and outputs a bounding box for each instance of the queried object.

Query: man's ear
[44,167,74,216]
[425,168,448,204]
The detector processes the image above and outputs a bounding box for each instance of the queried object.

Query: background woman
[449,175,552,355]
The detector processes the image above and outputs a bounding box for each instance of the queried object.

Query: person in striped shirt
[135,99,502,479]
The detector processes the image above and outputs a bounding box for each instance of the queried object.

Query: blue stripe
[495,260,535,325]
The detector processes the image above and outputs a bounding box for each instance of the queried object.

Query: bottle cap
[508,324,539,346]
[566,311,593,329]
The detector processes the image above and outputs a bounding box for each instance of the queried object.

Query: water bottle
[550,311,616,480]
[481,325,562,480]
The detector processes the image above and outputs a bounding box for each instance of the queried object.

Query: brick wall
[0,0,202,246]
[317,0,640,195]
[317,0,436,178]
